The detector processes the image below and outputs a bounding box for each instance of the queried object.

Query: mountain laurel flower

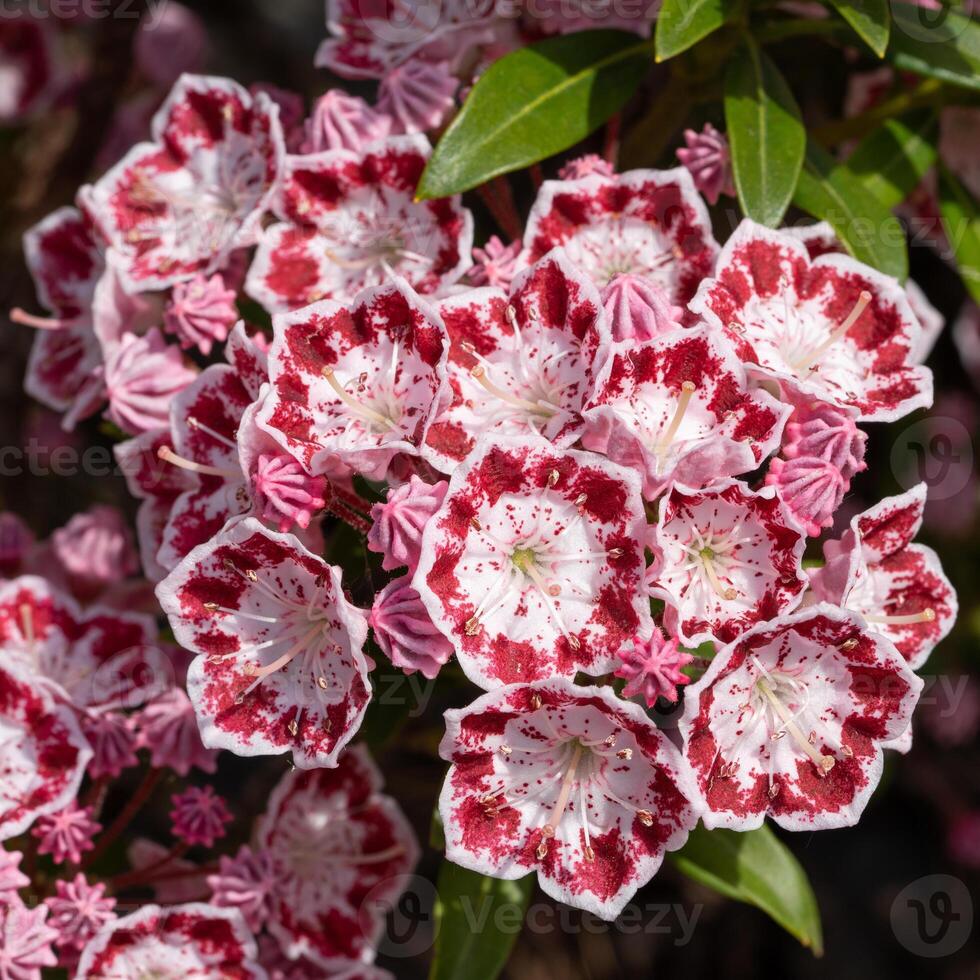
[678,604,923,831]
[44,874,117,953]
[301,89,392,153]
[808,483,957,669]
[207,845,278,932]
[367,475,449,572]
[600,273,684,342]
[164,274,239,355]
[31,804,101,865]
[676,123,735,205]
[0,900,58,980]
[414,435,652,690]
[614,630,694,706]
[252,453,328,532]
[377,59,457,134]
[370,575,454,679]
[169,786,233,847]
[439,680,698,919]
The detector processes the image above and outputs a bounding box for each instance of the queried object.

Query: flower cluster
[0,0,962,972]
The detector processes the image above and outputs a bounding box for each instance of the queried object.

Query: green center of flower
[510,546,538,573]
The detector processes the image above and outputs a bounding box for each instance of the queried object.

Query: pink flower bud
[765,456,846,536]
[45,874,116,953]
[377,60,457,134]
[470,236,522,291]
[207,845,277,932]
[252,453,328,533]
[370,576,453,679]
[614,630,694,706]
[781,399,867,481]
[133,2,208,89]
[677,123,735,205]
[0,902,58,978]
[163,274,238,355]
[31,804,101,866]
[51,505,138,596]
[169,786,232,848]
[600,274,684,342]
[367,475,448,573]
[301,90,391,153]
[558,154,615,180]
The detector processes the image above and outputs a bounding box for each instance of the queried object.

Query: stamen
[470,365,552,416]
[791,290,872,373]
[9,308,75,330]
[864,608,935,626]
[157,446,241,480]
[655,381,696,456]
[321,367,396,429]
[701,555,738,602]
[756,676,835,775]
[187,415,238,450]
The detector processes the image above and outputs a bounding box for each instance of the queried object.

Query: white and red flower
[678,604,922,831]
[690,220,933,421]
[0,662,91,842]
[523,169,718,314]
[155,518,371,769]
[257,745,419,968]
[414,436,651,689]
[257,278,448,481]
[246,136,472,312]
[809,484,957,669]
[75,903,266,979]
[439,680,698,919]
[649,481,808,645]
[425,250,609,470]
[582,328,790,499]
[85,74,285,291]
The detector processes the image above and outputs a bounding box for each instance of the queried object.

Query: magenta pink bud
[558,154,615,181]
[252,453,328,533]
[0,902,58,977]
[614,630,694,706]
[677,123,735,205]
[765,456,845,537]
[133,2,208,89]
[104,329,197,435]
[31,804,101,866]
[0,851,29,900]
[164,274,238,355]
[377,60,457,134]
[367,475,448,573]
[169,786,232,847]
[470,236,522,291]
[80,711,139,779]
[207,845,277,932]
[301,90,391,153]
[45,874,116,953]
[370,576,453,679]
[601,274,684,342]
[0,513,34,575]
[51,505,138,595]
[136,687,218,777]
[782,400,867,481]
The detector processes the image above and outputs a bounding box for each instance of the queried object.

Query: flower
[0,900,58,980]
[245,135,472,312]
[75,904,265,979]
[0,18,54,123]
[169,786,233,847]
[439,680,698,919]
[301,90,392,153]
[676,123,735,205]
[649,480,808,645]
[582,328,790,499]
[377,60,457,134]
[31,803,100,865]
[257,745,419,967]
[84,74,285,291]
[424,249,609,471]
[103,329,198,435]
[678,604,923,830]
[252,454,328,533]
[808,484,957,668]
[133,1,208,88]
[414,435,652,689]
[614,631,694,706]
[44,874,116,953]
[135,686,219,776]
[164,274,239,355]
[558,155,615,180]
[600,273,683,342]
[155,517,371,769]
[523,167,718,313]
[0,851,29,900]
[469,235,522,291]
[690,220,934,421]
[207,845,277,932]
[0,663,91,841]
[256,278,448,482]
[367,475,448,573]
[50,505,138,597]
[370,575,454,679]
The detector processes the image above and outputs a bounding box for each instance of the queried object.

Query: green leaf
[671,824,823,956]
[429,863,533,980]
[655,0,734,61]
[938,164,980,304]
[418,30,651,198]
[827,0,891,56]
[888,4,980,91]
[724,40,805,227]
[793,141,908,280]
[845,109,938,208]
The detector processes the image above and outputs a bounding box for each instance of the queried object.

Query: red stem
[530,164,544,190]
[604,113,621,167]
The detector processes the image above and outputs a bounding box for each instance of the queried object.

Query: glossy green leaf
[938,164,980,304]
[671,824,823,956]
[845,109,938,208]
[888,4,980,91]
[429,863,533,980]
[724,40,805,227]
[655,0,734,61]
[827,0,891,56]
[793,141,908,280]
[417,30,651,198]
